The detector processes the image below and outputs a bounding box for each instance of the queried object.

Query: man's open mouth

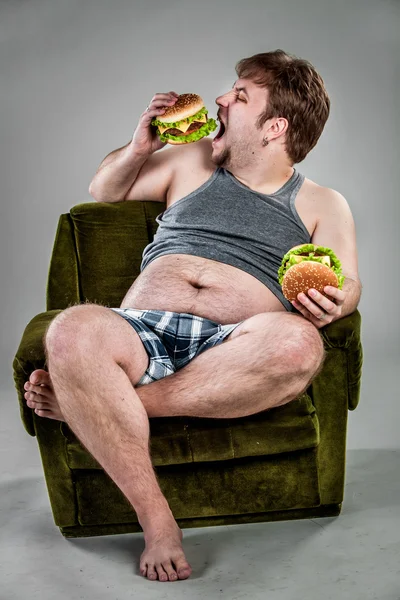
[215,120,226,140]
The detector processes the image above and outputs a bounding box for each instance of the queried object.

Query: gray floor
[1,388,399,600]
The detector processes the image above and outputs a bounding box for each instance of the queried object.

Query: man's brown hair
[235,49,330,164]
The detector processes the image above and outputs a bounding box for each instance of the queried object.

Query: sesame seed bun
[157,93,205,123]
[282,261,339,302]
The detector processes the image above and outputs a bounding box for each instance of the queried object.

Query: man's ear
[265,117,289,141]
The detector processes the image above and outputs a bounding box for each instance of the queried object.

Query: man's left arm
[339,276,362,318]
[293,188,362,326]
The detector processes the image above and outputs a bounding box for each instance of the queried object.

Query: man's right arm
[88,91,180,203]
[88,137,209,204]
[88,142,165,203]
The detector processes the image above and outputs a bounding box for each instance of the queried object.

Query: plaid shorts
[109,308,245,386]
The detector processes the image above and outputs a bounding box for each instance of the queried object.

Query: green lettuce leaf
[277,243,345,290]
[151,106,209,128]
[159,118,217,143]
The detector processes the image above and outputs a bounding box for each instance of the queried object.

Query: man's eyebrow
[232,83,249,98]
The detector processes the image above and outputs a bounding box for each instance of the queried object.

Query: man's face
[211,78,269,169]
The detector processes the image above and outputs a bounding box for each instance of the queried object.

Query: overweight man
[23,49,362,583]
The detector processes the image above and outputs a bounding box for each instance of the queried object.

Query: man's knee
[249,312,325,374]
[272,317,326,401]
[289,318,326,375]
[43,304,150,385]
[44,303,112,357]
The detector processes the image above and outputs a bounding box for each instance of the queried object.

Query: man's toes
[140,563,148,578]
[25,392,38,405]
[25,369,53,399]
[34,409,59,420]
[29,369,51,387]
[162,560,178,581]
[26,396,48,410]
[174,557,192,579]
[24,390,49,406]
[146,564,157,580]
[177,567,192,579]
[155,565,169,582]
[24,382,51,398]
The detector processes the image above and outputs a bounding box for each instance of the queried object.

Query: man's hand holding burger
[132,91,180,156]
[150,93,217,145]
[291,285,345,329]
[131,91,217,157]
[278,243,347,329]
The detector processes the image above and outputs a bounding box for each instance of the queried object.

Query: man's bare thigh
[220,310,323,371]
[45,303,150,386]
[222,311,307,343]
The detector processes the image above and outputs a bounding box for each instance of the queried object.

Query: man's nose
[215,90,232,107]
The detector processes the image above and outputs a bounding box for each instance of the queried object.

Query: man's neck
[228,161,295,196]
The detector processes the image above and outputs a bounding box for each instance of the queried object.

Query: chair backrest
[46,201,165,311]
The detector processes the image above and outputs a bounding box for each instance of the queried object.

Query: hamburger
[151,93,217,145]
[277,243,346,302]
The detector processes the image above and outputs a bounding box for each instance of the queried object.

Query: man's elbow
[88,185,124,203]
[88,183,99,201]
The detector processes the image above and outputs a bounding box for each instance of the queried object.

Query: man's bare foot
[140,516,192,582]
[24,369,65,422]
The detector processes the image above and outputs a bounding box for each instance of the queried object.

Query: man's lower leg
[45,341,193,580]
[45,347,173,531]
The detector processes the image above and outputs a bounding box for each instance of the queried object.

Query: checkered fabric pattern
[109,308,244,386]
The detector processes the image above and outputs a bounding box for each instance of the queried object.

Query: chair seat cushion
[61,393,318,469]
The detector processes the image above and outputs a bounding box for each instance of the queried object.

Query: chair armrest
[317,308,363,411]
[13,310,63,437]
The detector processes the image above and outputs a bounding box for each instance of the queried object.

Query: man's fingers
[143,93,179,121]
[325,286,344,301]
[295,292,335,320]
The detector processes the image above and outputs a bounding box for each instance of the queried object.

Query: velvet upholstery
[13,200,363,538]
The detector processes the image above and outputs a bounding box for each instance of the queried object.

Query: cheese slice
[158,112,207,134]
[292,255,304,264]
[292,255,331,267]
[194,112,207,124]
[320,256,331,267]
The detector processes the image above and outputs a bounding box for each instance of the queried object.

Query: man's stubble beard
[211,134,257,170]
[211,143,232,168]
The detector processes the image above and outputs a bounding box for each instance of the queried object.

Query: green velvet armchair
[13,201,363,539]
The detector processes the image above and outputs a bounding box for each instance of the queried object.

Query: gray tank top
[140,166,310,312]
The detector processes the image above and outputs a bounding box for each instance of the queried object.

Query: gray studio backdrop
[1,0,399,448]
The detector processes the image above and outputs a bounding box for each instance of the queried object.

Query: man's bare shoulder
[299,176,344,212]
[123,138,214,202]
[169,137,214,179]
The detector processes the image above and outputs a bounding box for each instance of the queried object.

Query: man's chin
[211,153,227,167]
[211,138,230,167]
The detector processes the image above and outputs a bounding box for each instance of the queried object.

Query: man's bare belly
[121,144,319,324]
